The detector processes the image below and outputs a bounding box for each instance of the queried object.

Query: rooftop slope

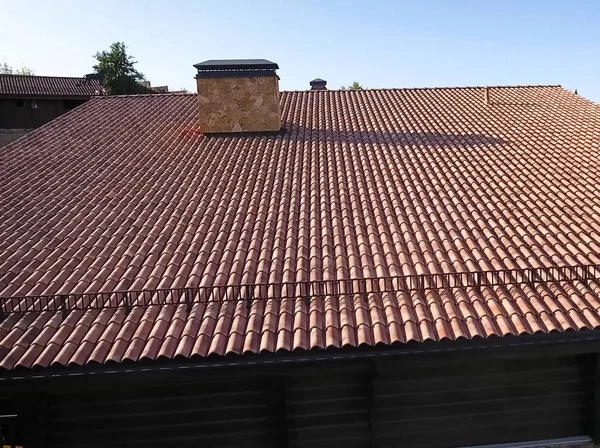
[0,74,103,98]
[1,86,600,369]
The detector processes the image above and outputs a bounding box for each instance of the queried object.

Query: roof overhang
[0,94,98,100]
[2,329,600,382]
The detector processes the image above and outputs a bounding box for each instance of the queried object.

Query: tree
[1,62,34,75]
[341,81,364,90]
[93,42,149,95]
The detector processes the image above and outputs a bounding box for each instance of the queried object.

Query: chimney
[194,59,281,133]
[484,87,490,105]
[310,78,327,90]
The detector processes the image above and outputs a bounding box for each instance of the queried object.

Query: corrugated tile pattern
[1,86,600,369]
[0,74,102,98]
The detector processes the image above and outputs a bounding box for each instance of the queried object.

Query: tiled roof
[1,86,600,370]
[0,74,103,98]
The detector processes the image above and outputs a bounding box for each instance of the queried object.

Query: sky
[1,0,599,102]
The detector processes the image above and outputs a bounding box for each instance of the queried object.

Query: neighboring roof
[151,85,169,93]
[1,85,600,370]
[0,74,103,98]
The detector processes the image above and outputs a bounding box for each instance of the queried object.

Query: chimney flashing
[195,70,277,79]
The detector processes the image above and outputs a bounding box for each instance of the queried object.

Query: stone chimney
[194,59,281,133]
[310,78,327,90]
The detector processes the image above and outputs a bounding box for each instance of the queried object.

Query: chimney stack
[484,87,490,105]
[310,78,327,90]
[194,59,281,133]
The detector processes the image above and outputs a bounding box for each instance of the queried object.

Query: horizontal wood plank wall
[1,353,590,448]
[372,355,588,447]
[41,377,275,447]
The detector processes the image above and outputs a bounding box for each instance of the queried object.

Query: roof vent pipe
[310,78,327,90]
[484,87,490,105]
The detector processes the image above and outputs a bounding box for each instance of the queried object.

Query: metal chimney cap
[194,59,279,71]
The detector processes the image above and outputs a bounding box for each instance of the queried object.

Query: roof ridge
[93,92,194,99]
[284,84,563,93]
[92,84,563,99]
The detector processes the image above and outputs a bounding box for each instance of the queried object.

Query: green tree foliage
[93,42,149,95]
[341,81,364,90]
[0,62,34,75]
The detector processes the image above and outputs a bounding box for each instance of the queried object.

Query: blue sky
[1,0,599,102]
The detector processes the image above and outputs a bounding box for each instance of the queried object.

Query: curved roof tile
[1,86,600,369]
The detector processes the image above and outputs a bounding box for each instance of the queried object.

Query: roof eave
[2,329,600,381]
[0,94,100,99]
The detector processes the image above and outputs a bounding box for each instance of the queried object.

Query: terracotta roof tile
[1,86,600,369]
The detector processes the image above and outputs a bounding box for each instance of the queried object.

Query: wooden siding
[0,351,594,448]
[0,98,87,129]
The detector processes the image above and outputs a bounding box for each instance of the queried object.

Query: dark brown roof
[0,74,103,98]
[1,86,600,370]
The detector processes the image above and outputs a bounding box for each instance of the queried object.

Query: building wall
[0,347,596,448]
[0,98,87,130]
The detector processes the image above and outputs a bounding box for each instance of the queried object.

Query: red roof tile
[0,74,103,98]
[1,86,600,369]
